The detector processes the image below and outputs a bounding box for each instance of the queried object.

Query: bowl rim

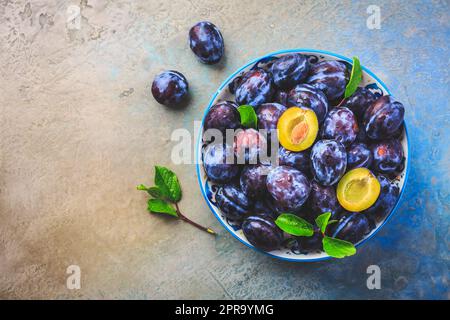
[195,48,410,262]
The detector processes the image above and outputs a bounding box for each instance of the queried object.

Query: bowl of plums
[196,49,408,261]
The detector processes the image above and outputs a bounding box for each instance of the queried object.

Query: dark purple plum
[253,197,282,219]
[256,103,287,131]
[270,53,310,89]
[240,164,271,199]
[363,96,405,140]
[203,143,239,183]
[204,101,240,133]
[293,230,324,253]
[242,215,283,251]
[189,21,224,64]
[321,107,359,146]
[234,128,268,164]
[278,146,310,175]
[328,212,373,244]
[311,140,347,186]
[215,184,252,221]
[235,68,275,106]
[286,84,329,123]
[363,175,399,222]
[307,180,342,218]
[274,90,288,105]
[343,87,377,118]
[347,142,373,169]
[266,166,311,212]
[307,60,349,102]
[371,139,404,174]
[151,70,188,105]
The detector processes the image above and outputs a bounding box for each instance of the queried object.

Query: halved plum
[336,168,381,212]
[277,107,319,152]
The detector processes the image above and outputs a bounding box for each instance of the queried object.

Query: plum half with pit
[307,60,349,102]
[151,70,189,105]
[203,143,239,183]
[235,68,275,106]
[286,84,329,123]
[363,95,405,140]
[204,101,240,133]
[189,21,224,64]
[215,184,252,221]
[321,107,359,147]
[242,215,283,251]
[310,139,347,186]
[266,166,311,213]
[270,53,310,89]
[371,139,404,174]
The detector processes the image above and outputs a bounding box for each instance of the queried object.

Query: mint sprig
[237,105,258,128]
[344,56,363,99]
[138,166,215,235]
[278,211,357,259]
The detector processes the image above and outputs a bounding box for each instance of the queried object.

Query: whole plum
[189,21,224,64]
[363,96,405,140]
[311,140,347,186]
[266,166,311,212]
[363,175,399,222]
[295,230,324,253]
[270,53,310,89]
[240,164,271,199]
[274,90,289,105]
[343,87,377,118]
[286,84,329,123]
[204,101,240,133]
[203,143,240,183]
[253,197,282,219]
[278,146,310,175]
[151,70,189,105]
[328,212,373,244]
[234,128,268,164]
[371,139,404,174]
[256,103,287,131]
[235,68,275,106]
[321,107,359,147]
[242,215,283,251]
[347,142,373,169]
[307,60,349,102]
[215,184,252,221]
[307,180,342,218]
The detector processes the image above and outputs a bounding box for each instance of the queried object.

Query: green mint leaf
[344,56,362,98]
[275,213,314,237]
[147,186,163,198]
[147,199,178,217]
[322,236,356,258]
[154,166,182,203]
[137,184,149,191]
[237,105,258,129]
[315,212,332,234]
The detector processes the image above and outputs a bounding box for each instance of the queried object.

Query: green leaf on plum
[344,56,362,99]
[154,166,182,203]
[147,199,178,217]
[315,212,332,234]
[275,213,314,237]
[322,236,356,258]
[237,105,258,129]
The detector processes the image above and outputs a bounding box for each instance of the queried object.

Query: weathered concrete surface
[0,0,448,299]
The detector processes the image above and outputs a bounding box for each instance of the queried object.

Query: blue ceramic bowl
[196,49,409,262]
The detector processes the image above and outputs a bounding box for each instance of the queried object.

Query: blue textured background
[1,0,448,299]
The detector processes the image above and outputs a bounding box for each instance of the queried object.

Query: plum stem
[175,203,216,236]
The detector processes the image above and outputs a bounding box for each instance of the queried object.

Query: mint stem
[175,203,216,236]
